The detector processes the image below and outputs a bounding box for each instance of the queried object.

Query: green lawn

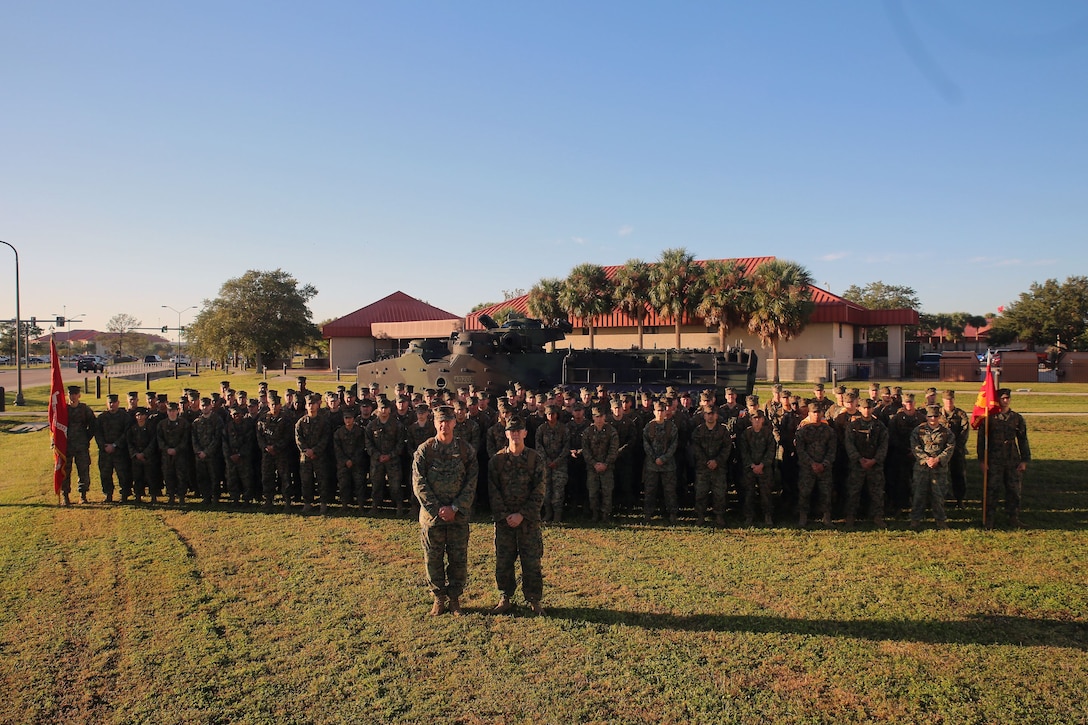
[1,380,1086,724]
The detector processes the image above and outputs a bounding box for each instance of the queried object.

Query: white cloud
[618,225,634,237]
[572,236,586,245]
[820,251,848,261]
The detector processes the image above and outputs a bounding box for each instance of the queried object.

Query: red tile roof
[322,291,460,338]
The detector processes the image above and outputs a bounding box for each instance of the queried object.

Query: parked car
[26,355,48,364]
[170,355,192,365]
[144,354,163,364]
[914,352,942,375]
[77,355,107,373]
[0,355,10,364]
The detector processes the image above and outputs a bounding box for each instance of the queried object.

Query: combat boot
[590,509,600,523]
[150,494,158,504]
[936,520,949,530]
[429,595,447,617]
[320,503,328,516]
[447,596,463,617]
[873,516,885,528]
[553,504,563,525]
[62,493,71,507]
[542,502,553,523]
[821,511,832,527]
[104,492,114,503]
[395,503,404,518]
[527,600,544,616]
[167,494,176,505]
[798,513,808,528]
[79,492,89,504]
[764,514,774,527]
[715,514,726,528]
[491,596,513,615]
[909,520,921,531]
[1010,514,1024,529]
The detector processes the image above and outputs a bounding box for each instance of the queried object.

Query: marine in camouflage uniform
[642,400,680,522]
[910,405,956,529]
[535,405,570,523]
[61,386,96,504]
[581,406,619,522]
[976,388,1030,529]
[334,408,368,509]
[224,405,257,503]
[738,410,776,526]
[366,399,406,515]
[888,395,927,515]
[413,406,478,616]
[843,398,888,527]
[296,394,333,513]
[156,403,191,503]
[191,398,225,504]
[126,407,158,502]
[256,397,294,510]
[95,393,130,502]
[488,417,547,614]
[794,402,837,526]
[609,398,640,513]
[940,390,970,507]
[689,406,731,525]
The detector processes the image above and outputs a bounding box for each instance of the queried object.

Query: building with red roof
[322,291,460,371]
[466,258,919,381]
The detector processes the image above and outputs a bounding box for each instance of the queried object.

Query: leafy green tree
[527,278,567,351]
[747,259,815,383]
[188,269,319,369]
[989,276,1088,349]
[842,282,921,342]
[697,259,750,352]
[0,321,43,359]
[612,259,652,349]
[491,307,520,326]
[560,263,612,349]
[650,247,706,349]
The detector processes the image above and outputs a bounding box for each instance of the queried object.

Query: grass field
[1,377,1087,724]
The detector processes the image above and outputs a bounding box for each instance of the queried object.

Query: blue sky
[2,1,1086,337]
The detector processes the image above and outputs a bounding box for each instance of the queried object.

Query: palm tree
[649,247,706,349]
[559,264,612,349]
[747,259,815,383]
[612,259,652,348]
[696,259,751,352]
[527,278,567,351]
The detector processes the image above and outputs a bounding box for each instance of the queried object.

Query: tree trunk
[637,316,644,349]
[718,323,727,352]
[588,324,595,350]
[674,321,682,349]
[771,338,781,383]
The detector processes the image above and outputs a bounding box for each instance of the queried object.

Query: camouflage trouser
[846,465,885,520]
[421,521,469,598]
[544,465,568,510]
[130,457,154,498]
[494,520,543,602]
[226,455,255,501]
[370,460,403,508]
[337,463,366,507]
[62,446,92,495]
[97,450,130,496]
[693,467,727,516]
[585,467,615,516]
[161,452,191,498]
[911,466,949,523]
[798,467,833,517]
[985,463,1022,522]
[300,456,331,505]
[741,470,774,522]
[261,452,291,502]
[643,466,678,516]
[193,454,223,503]
[949,448,967,504]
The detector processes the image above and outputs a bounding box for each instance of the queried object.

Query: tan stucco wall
[329,338,375,373]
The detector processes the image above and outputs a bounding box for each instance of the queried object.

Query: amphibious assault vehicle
[356,315,757,396]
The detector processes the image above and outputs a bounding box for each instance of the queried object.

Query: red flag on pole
[48,338,68,497]
[971,363,1000,430]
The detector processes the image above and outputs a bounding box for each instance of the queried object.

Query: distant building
[322,291,461,373]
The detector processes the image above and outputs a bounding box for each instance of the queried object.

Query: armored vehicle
[357,315,757,396]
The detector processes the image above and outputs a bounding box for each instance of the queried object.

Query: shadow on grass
[547,608,1088,649]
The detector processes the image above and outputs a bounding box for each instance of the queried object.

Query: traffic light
[162,326,168,333]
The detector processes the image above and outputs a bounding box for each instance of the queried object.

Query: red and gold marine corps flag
[971,363,1000,430]
[48,338,68,496]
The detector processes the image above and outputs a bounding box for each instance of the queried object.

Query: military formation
[58,376,1031,613]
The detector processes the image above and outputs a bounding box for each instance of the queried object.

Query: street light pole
[0,240,25,406]
[161,305,196,361]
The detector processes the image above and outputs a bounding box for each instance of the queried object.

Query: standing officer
[940,390,970,508]
[296,393,332,514]
[257,395,294,511]
[62,386,96,505]
[642,398,680,523]
[191,397,225,505]
[794,399,836,527]
[334,407,368,511]
[413,406,478,617]
[157,402,191,505]
[366,397,406,516]
[224,405,257,504]
[536,404,570,523]
[95,393,131,502]
[977,388,1031,529]
[910,405,956,530]
[488,417,547,615]
[739,409,776,527]
[843,398,888,528]
[581,405,619,523]
[127,407,157,503]
[689,405,731,526]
